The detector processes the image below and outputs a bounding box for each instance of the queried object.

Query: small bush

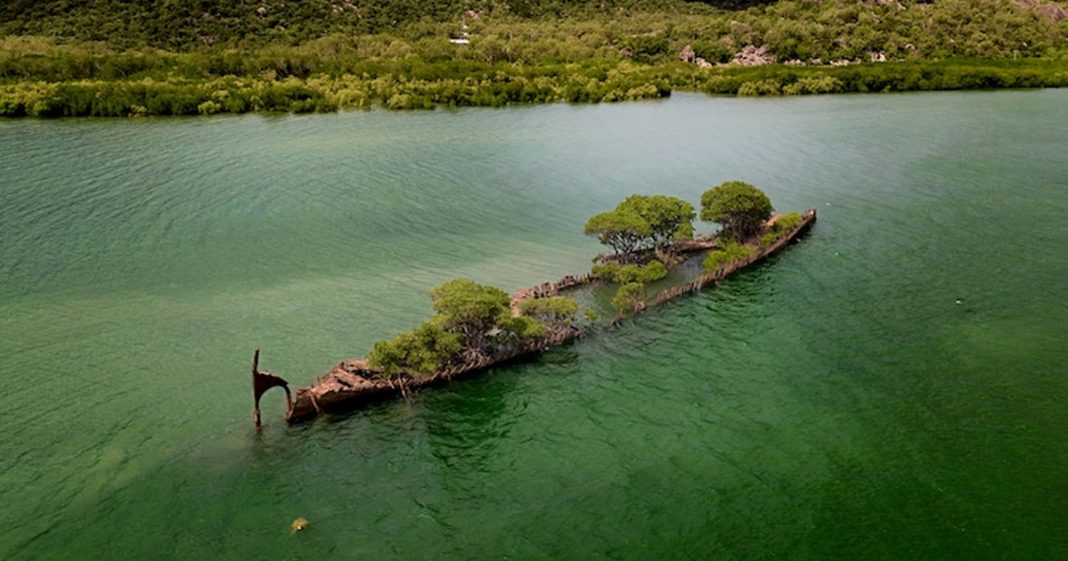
[612,282,646,312]
[197,100,221,114]
[592,260,667,284]
[367,321,464,378]
[0,98,23,116]
[760,211,804,246]
[703,241,756,271]
[737,79,782,96]
[775,211,803,231]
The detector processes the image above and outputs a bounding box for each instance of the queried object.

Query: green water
[2,91,1067,560]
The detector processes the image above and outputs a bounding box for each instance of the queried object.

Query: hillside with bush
[2,0,1067,116]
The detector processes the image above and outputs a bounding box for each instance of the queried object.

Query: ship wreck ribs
[251,209,816,425]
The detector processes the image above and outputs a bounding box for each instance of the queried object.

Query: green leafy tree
[370,277,558,376]
[584,209,651,255]
[673,221,694,241]
[700,181,773,240]
[585,195,694,256]
[590,262,621,280]
[498,315,548,343]
[616,194,695,252]
[367,320,463,377]
[605,259,668,315]
[611,282,646,313]
[430,278,512,349]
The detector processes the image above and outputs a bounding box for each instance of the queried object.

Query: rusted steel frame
[251,348,292,429]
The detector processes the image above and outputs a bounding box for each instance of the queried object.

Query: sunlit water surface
[2,91,1067,560]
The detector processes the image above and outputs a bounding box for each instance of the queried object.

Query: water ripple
[2,90,1068,561]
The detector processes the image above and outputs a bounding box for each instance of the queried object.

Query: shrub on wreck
[611,282,647,313]
[367,321,463,377]
[591,260,668,284]
[429,278,514,350]
[369,278,555,378]
[518,296,580,326]
[703,240,757,272]
[760,211,803,246]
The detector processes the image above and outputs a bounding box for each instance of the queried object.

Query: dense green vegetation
[701,180,774,240]
[4,57,1067,117]
[616,195,696,252]
[366,320,464,377]
[703,240,758,271]
[584,194,695,257]
[586,193,692,314]
[3,0,1065,57]
[760,211,803,246]
[368,279,578,378]
[586,182,802,311]
[517,296,581,325]
[605,262,672,313]
[612,282,649,313]
[369,181,796,362]
[2,0,1067,116]
[592,261,670,284]
[0,1,725,49]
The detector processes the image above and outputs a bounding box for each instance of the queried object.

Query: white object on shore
[450,15,470,45]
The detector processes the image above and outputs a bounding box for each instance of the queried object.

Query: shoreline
[4,59,1067,118]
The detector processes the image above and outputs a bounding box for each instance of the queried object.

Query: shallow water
[2,91,1067,560]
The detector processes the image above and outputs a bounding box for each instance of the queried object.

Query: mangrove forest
[2,0,1068,117]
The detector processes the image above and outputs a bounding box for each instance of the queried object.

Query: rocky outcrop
[679,45,696,63]
[679,45,714,68]
[732,45,775,66]
[1015,0,1067,21]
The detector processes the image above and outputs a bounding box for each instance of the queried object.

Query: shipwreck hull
[286,328,582,423]
[253,209,816,426]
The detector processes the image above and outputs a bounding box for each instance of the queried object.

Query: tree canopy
[368,320,463,377]
[584,194,694,255]
[584,209,651,255]
[611,282,646,313]
[616,194,696,251]
[368,278,578,378]
[700,180,773,240]
[518,296,580,326]
[759,211,803,246]
[430,278,512,344]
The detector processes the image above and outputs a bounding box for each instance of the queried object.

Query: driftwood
[250,209,816,426]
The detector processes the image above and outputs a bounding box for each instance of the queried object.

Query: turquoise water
[2,91,1067,560]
